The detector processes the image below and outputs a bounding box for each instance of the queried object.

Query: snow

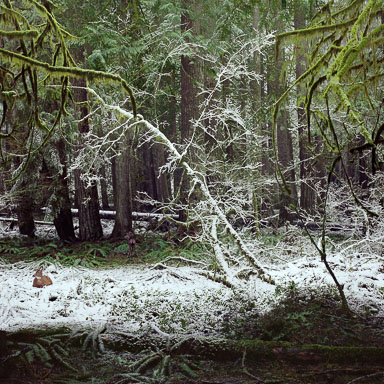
[1,215,383,336]
[0,263,236,335]
[1,246,383,336]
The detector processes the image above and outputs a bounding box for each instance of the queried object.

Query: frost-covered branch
[84,87,274,284]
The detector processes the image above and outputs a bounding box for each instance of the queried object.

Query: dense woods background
[0,0,383,254]
[1,3,384,381]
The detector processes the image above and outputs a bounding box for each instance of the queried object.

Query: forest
[0,0,384,383]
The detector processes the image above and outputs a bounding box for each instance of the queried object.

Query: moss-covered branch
[0,29,38,39]
[0,48,136,115]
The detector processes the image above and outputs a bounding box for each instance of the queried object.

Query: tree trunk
[295,0,316,215]
[100,165,111,210]
[250,5,263,234]
[111,131,133,238]
[272,54,297,225]
[273,30,297,225]
[177,0,201,223]
[111,156,117,210]
[143,142,158,201]
[16,186,35,237]
[168,69,178,199]
[72,76,103,241]
[276,113,297,225]
[53,139,76,242]
[153,142,170,202]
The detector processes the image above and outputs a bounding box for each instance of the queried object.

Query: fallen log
[0,217,54,226]
[40,208,178,221]
[0,210,178,226]
[105,334,384,364]
[3,327,384,383]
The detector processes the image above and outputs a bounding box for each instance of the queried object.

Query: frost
[1,241,383,335]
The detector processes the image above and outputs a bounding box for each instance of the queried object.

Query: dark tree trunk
[250,4,263,231]
[53,139,76,242]
[276,115,297,225]
[16,188,35,237]
[295,0,316,215]
[111,156,117,210]
[168,69,178,199]
[153,142,170,202]
[111,132,133,238]
[72,76,103,241]
[264,4,299,225]
[74,169,103,241]
[274,46,297,224]
[100,165,111,210]
[177,0,201,223]
[143,142,158,201]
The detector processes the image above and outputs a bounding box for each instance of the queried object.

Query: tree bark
[177,0,201,223]
[53,139,76,242]
[274,64,297,225]
[111,131,133,238]
[143,142,158,201]
[16,186,35,237]
[99,165,111,210]
[272,8,298,225]
[250,5,263,233]
[72,76,103,241]
[152,142,170,202]
[295,0,316,216]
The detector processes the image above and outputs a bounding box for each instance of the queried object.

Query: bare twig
[346,372,384,383]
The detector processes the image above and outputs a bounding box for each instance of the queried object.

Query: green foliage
[70,325,107,357]
[138,236,208,263]
[273,0,384,200]
[0,235,210,267]
[0,238,112,267]
[113,243,131,255]
[114,340,202,382]
[87,50,107,71]
[260,234,281,246]
[6,331,76,372]
[0,0,136,185]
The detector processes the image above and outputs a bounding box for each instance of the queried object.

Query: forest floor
[1,223,384,383]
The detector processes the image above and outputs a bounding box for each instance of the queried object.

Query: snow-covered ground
[1,220,383,336]
[1,251,383,335]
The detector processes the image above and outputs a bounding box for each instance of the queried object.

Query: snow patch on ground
[1,248,383,336]
[268,252,384,316]
[0,263,239,336]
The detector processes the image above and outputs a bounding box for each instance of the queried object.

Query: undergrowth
[138,236,209,263]
[221,282,384,347]
[0,235,210,268]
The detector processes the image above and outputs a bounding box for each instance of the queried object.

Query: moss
[0,48,136,116]
[0,29,38,39]
[302,344,384,363]
[273,0,383,225]
[276,17,357,60]
[217,339,384,364]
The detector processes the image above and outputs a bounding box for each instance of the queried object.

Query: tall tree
[177,0,202,223]
[72,75,103,241]
[111,130,134,238]
[272,2,298,225]
[52,139,77,242]
[294,0,317,215]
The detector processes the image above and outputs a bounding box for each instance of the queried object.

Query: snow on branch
[83,87,274,285]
